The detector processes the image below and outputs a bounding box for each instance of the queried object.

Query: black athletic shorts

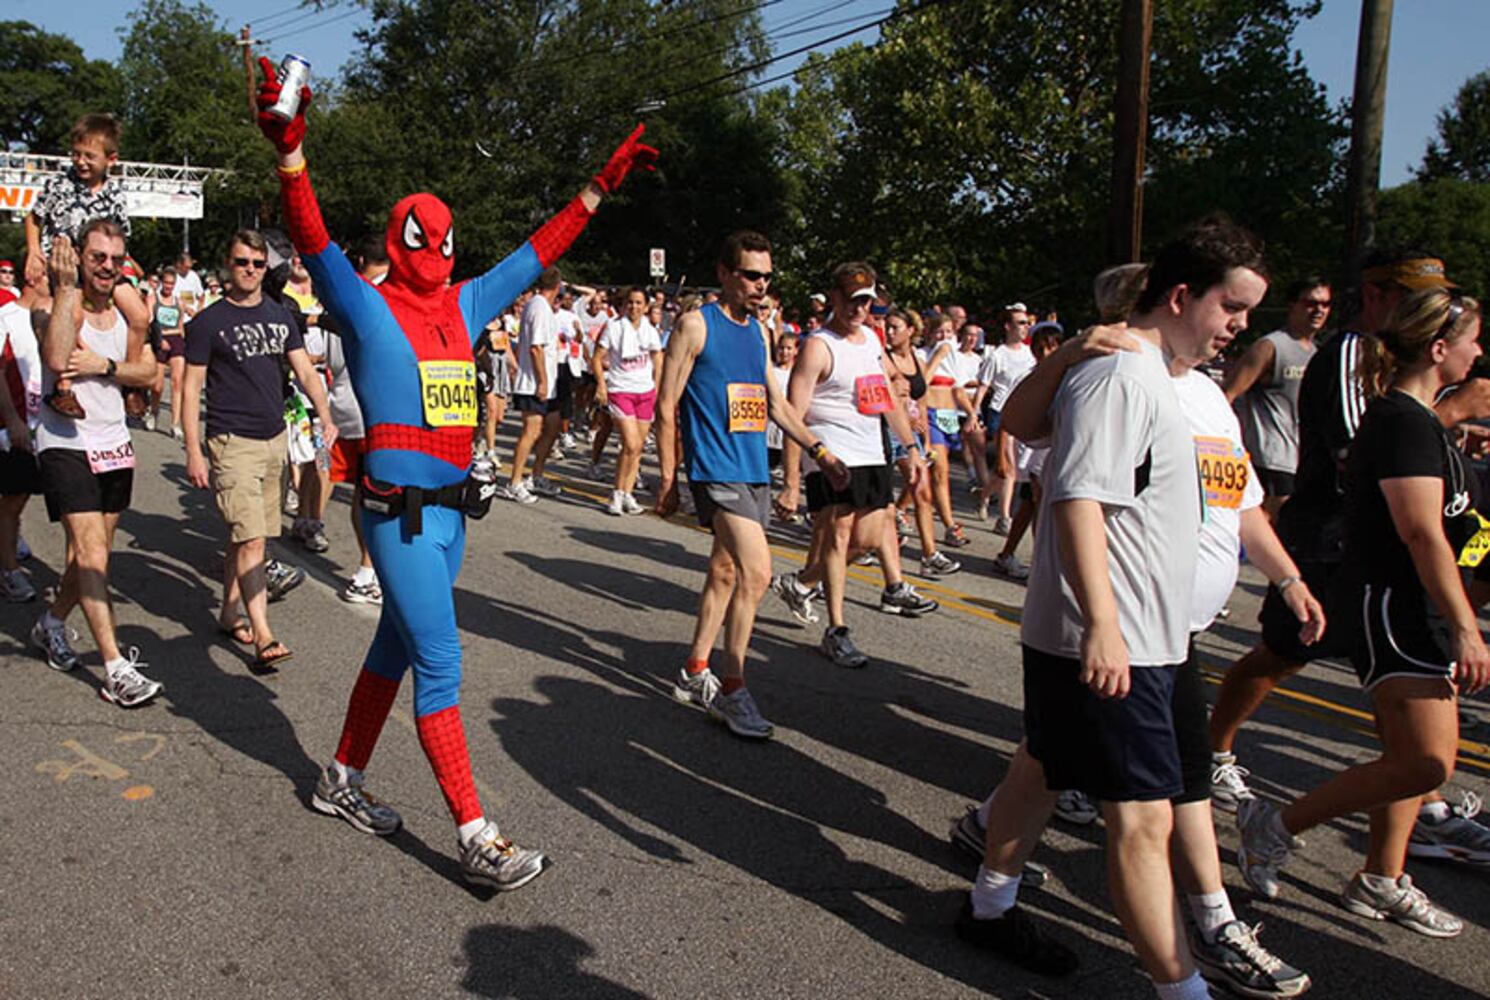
[555,366,575,420]
[1254,466,1296,497]
[1340,581,1454,692]
[1023,644,1184,803]
[0,447,42,497]
[1172,639,1212,805]
[805,464,893,513]
[1260,557,1346,663]
[40,448,132,522]
[513,393,552,416]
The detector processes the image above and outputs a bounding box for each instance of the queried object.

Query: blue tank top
[681,302,770,484]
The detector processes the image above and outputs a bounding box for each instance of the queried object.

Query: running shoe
[853,551,880,567]
[312,765,402,836]
[340,579,383,605]
[1,567,36,602]
[172,425,185,443]
[953,897,1079,976]
[1340,871,1462,937]
[672,666,721,709]
[919,551,962,577]
[820,625,869,668]
[992,553,1029,580]
[283,490,300,516]
[1189,920,1311,998]
[621,492,645,516]
[499,482,539,505]
[100,648,163,708]
[31,615,79,671]
[265,560,305,602]
[948,807,1049,887]
[1407,792,1490,864]
[707,687,774,740]
[585,461,605,481]
[528,475,561,498]
[548,443,564,461]
[993,515,1012,536]
[1210,753,1257,813]
[299,519,329,553]
[1235,799,1292,899]
[559,432,578,451]
[770,572,819,625]
[142,412,157,432]
[943,524,971,548]
[880,581,938,617]
[633,474,651,494]
[605,490,625,516]
[1053,789,1098,826]
[459,823,548,891]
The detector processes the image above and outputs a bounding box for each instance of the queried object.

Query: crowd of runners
[4,81,1490,1000]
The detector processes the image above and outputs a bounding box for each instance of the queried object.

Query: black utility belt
[359,474,494,534]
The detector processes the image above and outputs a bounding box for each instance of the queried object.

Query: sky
[15,0,1490,187]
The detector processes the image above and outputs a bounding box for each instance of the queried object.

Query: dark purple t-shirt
[185,297,304,440]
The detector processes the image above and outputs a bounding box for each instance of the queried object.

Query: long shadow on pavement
[462,924,653,1000]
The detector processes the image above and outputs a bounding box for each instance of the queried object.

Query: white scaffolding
[0,152,227,221]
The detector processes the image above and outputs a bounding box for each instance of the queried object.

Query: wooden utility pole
[1344,0,1393,291]
[239,25,257,120]
[1107,0,1153,265]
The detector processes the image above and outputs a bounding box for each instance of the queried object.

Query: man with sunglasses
[0,260,17,306]
[181,229,335,672]
[656,231,850,738]
[31,222,161,706]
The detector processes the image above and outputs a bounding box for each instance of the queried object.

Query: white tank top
[37,306,133,469]
[803,326,892,469]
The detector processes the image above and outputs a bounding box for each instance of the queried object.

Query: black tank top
[892,352,927,400]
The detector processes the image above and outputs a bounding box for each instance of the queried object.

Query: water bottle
[314,428,331,473]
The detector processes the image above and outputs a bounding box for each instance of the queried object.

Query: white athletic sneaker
[1210,753,1257,813]
[100,648,163,708]
[707,687,774,740]
[559,432,578,451]
[1236,799,1292,899]
[1340,871,1462,937]
[672,666,721,709]
[142,412,157,432]
[340,579,383,605]
[0,567,36,602]
[500,482,539,505]
[993,515,1012,536]
[771,572,819,625]
[528,475,561,498]
[621,492,645,515]
[605,490,625,516]
[1407,792,1490,864]
[31,616,80,671]
[919,550,962,577]
[459,823,547,891]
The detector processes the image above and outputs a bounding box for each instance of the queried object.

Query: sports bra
[891,352,927,400]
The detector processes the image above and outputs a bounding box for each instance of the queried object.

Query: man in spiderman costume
[255,58,657,890]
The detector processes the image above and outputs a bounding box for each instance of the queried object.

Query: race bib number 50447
[419,360,478,428]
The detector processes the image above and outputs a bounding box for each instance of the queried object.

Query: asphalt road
[2,420,1489,1000]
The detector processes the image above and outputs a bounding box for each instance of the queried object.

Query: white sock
[1154,971,1213,1000]
[329,758,356,784]
[976,790,996,828]
[1359,870,1400,891]
[1187,890,1235,944]
[1211,750,1236,764]
[458,817,491,847]
[790,574,811,596]
[969,864,1021,919]
[104,656,129,678]
[352,565,377,587]
[1420,800,1451,822]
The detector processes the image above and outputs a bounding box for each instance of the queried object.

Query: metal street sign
[649,247,666,278]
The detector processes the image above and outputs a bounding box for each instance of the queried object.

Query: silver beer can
[267,54,312,122]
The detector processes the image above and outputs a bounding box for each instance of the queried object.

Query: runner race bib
[726,382,767,433]
[933,408,962,435]
[418,360,478,427]
[1457,512,1490,568]
[854,373,894,415]
[87,440,135,475]
[1195,435,1249,510]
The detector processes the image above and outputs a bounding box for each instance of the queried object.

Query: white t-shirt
[766,364,790,450]
[1175,368,1263,631]
[954,349,981,387]
[599,316,662,394]
[515,294,558,399]
[0,302,41,450]
[554,308,584,377]
[1021,339,1201,666]
[175,268,205,314]
[978,342,1036,411]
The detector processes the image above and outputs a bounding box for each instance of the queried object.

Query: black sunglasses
[733,268,773,285]
[232,256,268,270]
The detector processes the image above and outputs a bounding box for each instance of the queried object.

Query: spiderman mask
[386,192,455,294]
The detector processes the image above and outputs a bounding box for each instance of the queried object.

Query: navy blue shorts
[1023,645,1184,802]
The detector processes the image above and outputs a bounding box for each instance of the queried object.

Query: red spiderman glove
[256,56,313,156]
[592,124,659,194]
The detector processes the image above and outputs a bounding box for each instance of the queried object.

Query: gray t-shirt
[1239,329,1314,475]
[1021,339,1201,666]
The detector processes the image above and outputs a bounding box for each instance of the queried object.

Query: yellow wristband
[276,160,307,176]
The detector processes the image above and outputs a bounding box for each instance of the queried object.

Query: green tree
[0,21,123,153]
[1377,178,1490,300]
[1418,71,1490,184]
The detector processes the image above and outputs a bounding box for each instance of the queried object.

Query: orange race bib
[854,373,894,415]
[1195,435,1249,509]
[727,382,767,433]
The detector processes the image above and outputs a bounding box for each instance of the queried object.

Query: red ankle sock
[685,657,709,676]
[720,676,745,696]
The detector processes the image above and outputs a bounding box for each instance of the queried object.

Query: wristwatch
[105,358,118,378]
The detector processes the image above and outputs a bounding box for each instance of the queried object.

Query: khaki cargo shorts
[207,431,287,543]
